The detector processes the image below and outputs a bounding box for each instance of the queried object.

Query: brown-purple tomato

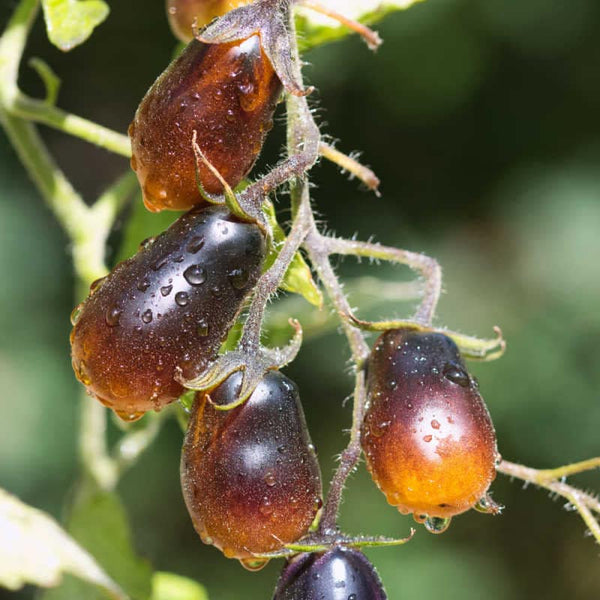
[181,371,323,568]
[70,205,265,420]
[362,329,498,519]
[129,35,282,212]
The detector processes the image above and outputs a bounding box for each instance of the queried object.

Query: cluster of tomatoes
[69,1,500,597]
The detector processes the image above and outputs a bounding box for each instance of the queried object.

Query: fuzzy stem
[498,459,600,544]
[239,185,312,352]
[282,3,373,532]
[11,93,132,156]
[323,236,442,325]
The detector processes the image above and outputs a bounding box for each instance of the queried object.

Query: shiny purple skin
[70,205,265,418]
[273,547,388,600]
[181,371,323,562]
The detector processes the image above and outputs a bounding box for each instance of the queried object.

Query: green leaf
[41,0,110,52]
[0,488,124,598]
[263,201,322,307]
[151,572,208,600]
[42,489,153,600]
[296,0,426,51]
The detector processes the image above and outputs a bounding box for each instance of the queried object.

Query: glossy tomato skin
[181,371,323,561]
[272,546,387,600]
[166,0,253,43]
[70,205,265,418]
[129,36,282,212]
[362,329,498,519]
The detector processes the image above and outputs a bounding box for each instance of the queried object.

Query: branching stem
[498,459,600,544]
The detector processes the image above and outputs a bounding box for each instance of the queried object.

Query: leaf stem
[11,93,132,157]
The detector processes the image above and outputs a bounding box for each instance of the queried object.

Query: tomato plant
[1,0,600,598]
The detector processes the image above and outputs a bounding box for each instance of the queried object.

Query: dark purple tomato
[181,371,322,568]
[273,546,387,600]
[70,205,265,420]
[166,0,253,43]
[362,329,498,519]
[129,35,282,212]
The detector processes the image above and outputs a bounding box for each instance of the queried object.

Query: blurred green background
[2,0,600,598]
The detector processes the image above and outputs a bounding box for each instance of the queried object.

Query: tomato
[362,329,498,520]
[181,370,322,566]
[129,36,282,212]
[70,205,265,419]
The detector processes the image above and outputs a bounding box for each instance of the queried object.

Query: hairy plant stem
[279,6,373,533]
[498,459,600,544]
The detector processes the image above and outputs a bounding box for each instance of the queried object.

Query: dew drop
[424,516,451,534]
[431,419,441,430]
[259,497,274,516]
[184,265,207,286]
[175,291,190,307]
[240,558,269,572]
[186,235,205,254]
[74,360,92,385]
[137,279,150,292]
[89,276,106,294]
[151,255,169,271]
[70,302,84,325]
[114,409,144,423]
[228,268,249,289]
[444,364,470,387]
[197,319,209,337]
[413,513,427,524]
[141,309,153,324]
[370,420,390,438]
[105,306,122,327]
[423,434,433,443]
[265,472,277,487]
[474,494,503,515]
[160,285,173,297]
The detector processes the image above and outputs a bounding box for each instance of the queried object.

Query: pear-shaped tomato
[181,371,322,567]
[70,205,265,420]
[129,36,282,212]
[362,329,498,520]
